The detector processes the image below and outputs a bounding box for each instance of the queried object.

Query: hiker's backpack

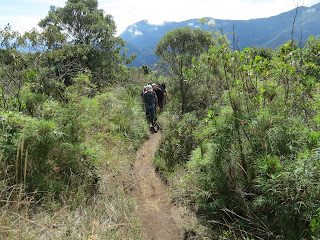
[143,92,156,108]
[158,83,166,91]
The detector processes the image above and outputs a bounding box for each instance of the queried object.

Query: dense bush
[0,107,92,196]
[0,85,147,199]
[253,149,320,238]
[155,34,320,239]
[155,112,200,172]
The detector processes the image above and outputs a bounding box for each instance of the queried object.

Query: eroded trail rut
[132,132,184,240]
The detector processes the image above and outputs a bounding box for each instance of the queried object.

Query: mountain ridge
[120,2,320,67]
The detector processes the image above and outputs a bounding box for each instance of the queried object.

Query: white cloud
[207,19,216,26]
[0,16,42,33]
[134,30,143,36]
[25,0,65,5]
[147,20,165,26]
[305,8,317,13]
[305,0,320,6]
[0,0,66,33]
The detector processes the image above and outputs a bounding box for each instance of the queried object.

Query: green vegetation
[155,27,320,239]
[2,0,320,239]
[0,88,148,238]
[0,0,148,238]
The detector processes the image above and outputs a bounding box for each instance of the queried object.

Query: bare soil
[132,131,185,240]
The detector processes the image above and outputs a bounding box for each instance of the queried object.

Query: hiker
[142,85,158,128]
[140,85,147,96]
[152,83,167,111]
[140,86,147,110]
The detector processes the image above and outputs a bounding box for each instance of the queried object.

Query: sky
[0,0,320,36]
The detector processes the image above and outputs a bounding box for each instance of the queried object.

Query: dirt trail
[132,131,185,240]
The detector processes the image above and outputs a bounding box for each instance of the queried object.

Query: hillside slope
[120,2,320,67]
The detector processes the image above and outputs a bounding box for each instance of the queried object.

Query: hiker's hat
[152,83,157,89]
[146,85,152,92]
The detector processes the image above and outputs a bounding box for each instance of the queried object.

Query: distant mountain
[120,3,320,67]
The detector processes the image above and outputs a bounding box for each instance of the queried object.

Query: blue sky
[1,0,320,36]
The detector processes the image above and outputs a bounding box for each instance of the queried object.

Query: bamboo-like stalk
[24,147,28,186]
[15,131,25,184]
[15,139,21,184]
[20,131,25,184]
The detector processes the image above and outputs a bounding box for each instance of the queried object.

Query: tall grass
[0,86,148,239]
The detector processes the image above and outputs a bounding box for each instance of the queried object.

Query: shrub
[0,111,97,196]
[253,149,320,239]
[156,112,200,171]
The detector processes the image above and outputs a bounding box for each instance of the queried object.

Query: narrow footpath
[132,131,185,240]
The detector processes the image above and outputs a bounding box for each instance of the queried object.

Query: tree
[155,27,214,113]
[0,26,27,111]
[38,0,130,86]
[140,64,152,75]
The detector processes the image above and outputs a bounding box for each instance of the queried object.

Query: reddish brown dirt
[132,131,185,240]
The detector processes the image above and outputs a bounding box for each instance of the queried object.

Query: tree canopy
[155,27,214,113]
[38,0,131,86]
[155,27,214,75]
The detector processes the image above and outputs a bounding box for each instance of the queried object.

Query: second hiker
[142,85,158,129]
[152,83,167,111]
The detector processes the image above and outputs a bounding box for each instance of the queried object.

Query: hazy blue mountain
[120,3,320,67]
